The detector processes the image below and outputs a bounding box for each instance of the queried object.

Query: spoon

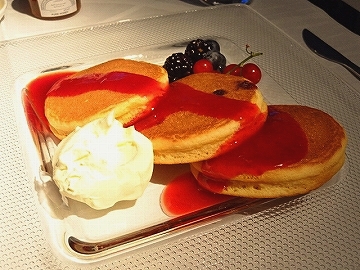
[302,29,360,80]
[199,0,251,5]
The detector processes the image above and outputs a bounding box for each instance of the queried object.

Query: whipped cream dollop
[52,112,154,210]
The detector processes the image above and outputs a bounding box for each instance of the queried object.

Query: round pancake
[45,59,169,139]
[191,105,347,198]
[134,72,268,164]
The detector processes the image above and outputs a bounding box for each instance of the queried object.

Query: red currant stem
[226,51,263,74]
[239,52,263,66]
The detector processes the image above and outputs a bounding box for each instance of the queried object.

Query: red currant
[241,63,262,84]
[193,59,214,74]
[223,64,242,76]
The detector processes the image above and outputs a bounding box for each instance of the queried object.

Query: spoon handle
[199,0,251,5]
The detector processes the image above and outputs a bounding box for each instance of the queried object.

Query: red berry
[223,64,242,76]
[241,63,262,84]
[193,59,214,74]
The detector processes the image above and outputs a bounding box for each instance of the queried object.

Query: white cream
[52,112,154,210]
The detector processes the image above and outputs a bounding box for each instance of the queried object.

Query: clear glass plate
[13,11,349,266]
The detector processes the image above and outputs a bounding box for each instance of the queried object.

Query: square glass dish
[14,36,347,264]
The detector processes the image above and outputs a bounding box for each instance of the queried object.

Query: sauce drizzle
[200,106,308,179]
[25,71,74,130]
[134,81,260,131]
[46,71,163,97]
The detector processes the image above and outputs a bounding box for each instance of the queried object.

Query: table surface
[1,0,359,94]
[1,0,359,269]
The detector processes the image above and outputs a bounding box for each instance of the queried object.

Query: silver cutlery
[199,0,251,5]
[307,0,360,36]
[302,29,360,80]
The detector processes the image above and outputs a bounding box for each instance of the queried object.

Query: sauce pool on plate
[160,172,234,217]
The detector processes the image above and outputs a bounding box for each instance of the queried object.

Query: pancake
[44,59,169,139]
[134,72,268,164]
[190,105,347,198]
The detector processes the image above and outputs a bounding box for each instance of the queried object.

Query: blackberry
[185,39,213,63]
[163,53,193,82]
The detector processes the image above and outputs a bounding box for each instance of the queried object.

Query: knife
[307,0,360,35]
[302,29,360,80]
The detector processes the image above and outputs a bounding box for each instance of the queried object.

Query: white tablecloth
[1,0,359,269]
[1,0,359,92]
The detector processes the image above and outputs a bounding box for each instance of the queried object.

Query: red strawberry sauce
[160,172,234,217]
[196,106,308,193]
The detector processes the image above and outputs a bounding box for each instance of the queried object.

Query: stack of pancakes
[44,58,347,198]
[191,105,347,197]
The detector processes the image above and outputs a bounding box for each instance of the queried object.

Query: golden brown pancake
[134,72,268,164]
[45,59,169,139]
[191,105,347,198]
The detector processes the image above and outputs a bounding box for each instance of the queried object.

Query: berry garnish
[163,53,193,82]
[241,63,262,84]
[193,59,214,74]
[223,64,242,76]
[163,41,263,83]
[164,39,226,81]
[204,39,221,52]
[185,39,221,63]
[204,51,226,71]
[223,45,263,83]
[185,39,210,62]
